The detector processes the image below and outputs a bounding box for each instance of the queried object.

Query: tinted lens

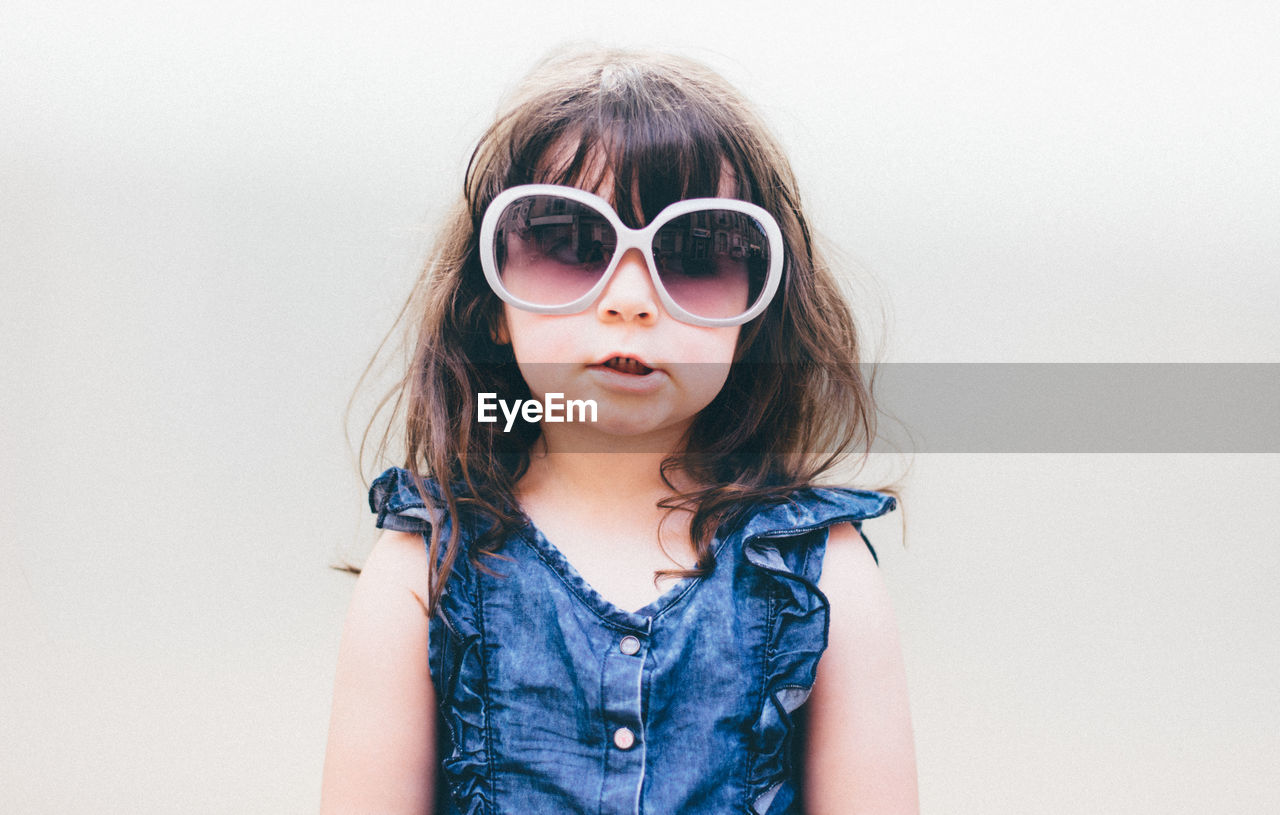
[651,209,771,320]
[493,195,618,307]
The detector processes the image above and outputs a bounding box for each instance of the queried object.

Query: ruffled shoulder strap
[368,466,444,534]
[739,486,896,574]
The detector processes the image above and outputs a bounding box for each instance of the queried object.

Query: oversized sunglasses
[479,184,784,327]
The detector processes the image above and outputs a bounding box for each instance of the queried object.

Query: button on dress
[370,467,896,815]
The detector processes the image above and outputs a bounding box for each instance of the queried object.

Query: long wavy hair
[354,47,883,616]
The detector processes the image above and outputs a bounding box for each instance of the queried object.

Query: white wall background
[3,1,1277,812]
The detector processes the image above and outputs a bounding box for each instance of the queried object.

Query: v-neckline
[518,520,732,632]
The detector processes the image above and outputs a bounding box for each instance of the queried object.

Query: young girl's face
[494,155,743,449]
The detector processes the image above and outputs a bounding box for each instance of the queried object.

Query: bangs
[507,98,754,228]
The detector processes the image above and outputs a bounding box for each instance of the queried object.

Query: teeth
[606,357,651,375]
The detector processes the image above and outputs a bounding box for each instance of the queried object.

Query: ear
[489,311,511,345]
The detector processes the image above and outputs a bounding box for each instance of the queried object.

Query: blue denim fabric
[370,467,896,815]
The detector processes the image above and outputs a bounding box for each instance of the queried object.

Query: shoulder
[365,467,439,595]
[361,528,433,602]
[814,520,901,679]
[340,528,435,648]
[816,522,884,600]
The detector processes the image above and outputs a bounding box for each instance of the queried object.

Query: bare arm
[803,522,918,815]
[321,530,438,814]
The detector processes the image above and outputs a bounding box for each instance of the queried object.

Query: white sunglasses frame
[478,184,784,328]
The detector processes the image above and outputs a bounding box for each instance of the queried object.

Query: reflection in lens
[494,195,617,307]
[652,210,769,319]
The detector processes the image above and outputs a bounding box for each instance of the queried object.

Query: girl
[322,48,917,815]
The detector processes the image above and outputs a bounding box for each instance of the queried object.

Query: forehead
[530,133,740,224]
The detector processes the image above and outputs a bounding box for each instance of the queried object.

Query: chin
[597,416,678,438]
[552,415,692,453]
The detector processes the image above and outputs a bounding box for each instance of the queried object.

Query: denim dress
[370,467,896,815]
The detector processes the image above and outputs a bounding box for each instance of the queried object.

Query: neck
[526,450,674,497]
[517,424,698,505]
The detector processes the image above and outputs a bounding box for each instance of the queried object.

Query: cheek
[692,326,741,366]
[681,326,740,403]
[503,309,577,399]
[503,308,568,364]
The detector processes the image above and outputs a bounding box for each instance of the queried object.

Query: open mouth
[600,356,654,376]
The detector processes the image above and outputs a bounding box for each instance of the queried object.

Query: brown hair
[354,47,882,616]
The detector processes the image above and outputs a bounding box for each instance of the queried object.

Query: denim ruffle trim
[368,466,445,534]
[739,488,897,815]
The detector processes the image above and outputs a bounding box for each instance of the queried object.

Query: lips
[586,354,666,394]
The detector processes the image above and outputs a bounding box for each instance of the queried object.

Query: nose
[596,248,660,325]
